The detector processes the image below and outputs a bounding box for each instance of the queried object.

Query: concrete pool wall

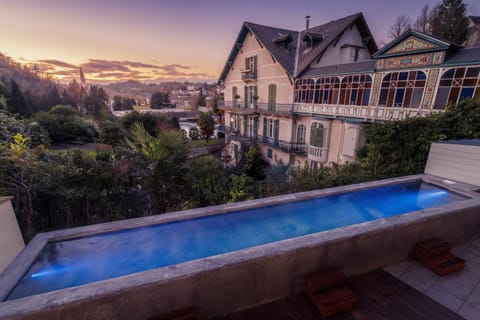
[0,174,479,320]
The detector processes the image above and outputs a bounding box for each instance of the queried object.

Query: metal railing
[258,135,307,154]
[223,101,293,115]
[241,71,257,81]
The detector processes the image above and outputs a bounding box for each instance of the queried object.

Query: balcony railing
[256,102,293,115]
[258,135,307,154]
[241,70,257,82]
[223,101,293,115]
[293,103,439,121]
[307,145,328,163]
[223,100,258,113]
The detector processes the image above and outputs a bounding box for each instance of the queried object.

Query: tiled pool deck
[384,235,480,320]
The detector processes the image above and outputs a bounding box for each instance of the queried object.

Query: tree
[185,156,229,207]
[430,0,469,44]
[112,95,135,111]
[7,79,33,117]
[197,112,214,142]
[150,91,170,109]
[243,144,266,180]
[99,120,125,146]
[47,85,62,108]
[82,86,110,120]
[127,123,189,212]
[388,15,412,39]
[414,5,433,34]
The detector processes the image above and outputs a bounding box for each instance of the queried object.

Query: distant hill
[0,52,59,112]
[102,80,214,98]
[0,53,57,96]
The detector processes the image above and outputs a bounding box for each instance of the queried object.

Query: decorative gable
[385,36,438,55]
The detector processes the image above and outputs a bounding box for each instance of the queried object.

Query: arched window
[312,76,340,104]
[338,74,372,106]
[434,67,480,109]
[378,71,426,108]
[296,124,306,144]
[310,123,324,147]
[295,78,315,103]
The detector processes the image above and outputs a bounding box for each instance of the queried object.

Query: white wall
[311,24,370,67]
[0,197,25,273]
[425,142,480,186]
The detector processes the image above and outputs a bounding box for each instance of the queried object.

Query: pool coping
[0,174,479,318]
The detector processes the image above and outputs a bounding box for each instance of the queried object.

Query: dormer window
[303,32,323,50]
[273,33,293,51]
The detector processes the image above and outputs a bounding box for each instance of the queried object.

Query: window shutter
[245,57,249,70]
[232,86,237,106]
[243,115,248,137]
[244,86,248,108]
[268,84,276,111]
[253,116,258,140]
[263,118,267,142]
[273,119,279,146]
[253,56,257,73]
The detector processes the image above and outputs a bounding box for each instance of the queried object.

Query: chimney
[305,15,310,31]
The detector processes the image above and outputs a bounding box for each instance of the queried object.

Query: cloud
[12,55,213,83]
[38,59,77,69]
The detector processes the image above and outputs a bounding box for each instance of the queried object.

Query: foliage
[127,122,189,212]
[197,111,215,142]
[185,156,229,207]
[388,15,412,39]
[112,95,135,111]
[430,0,469,44]
[82,86,111,121]
[150,91,171,109]
[99,120,126,146]
[120,111,178,137]
[189,127,199,140]
[243,144,266,180]
[7,79,33,117]
[228,175,255,203]
[33,105,98,143]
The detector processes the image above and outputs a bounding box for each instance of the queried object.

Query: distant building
[218,13,480,168]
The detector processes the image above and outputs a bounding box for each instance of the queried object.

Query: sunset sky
[0,0,477,83]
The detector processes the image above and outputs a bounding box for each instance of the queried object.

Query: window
[268,84,276,110]
[267,148,273,159]
[310,123,325,147]
[245,56,257,73]
[379,71,426,108]
[354,48,360,62]
[267,119,274,137]
[434,67,480,109]
[338,74,372,106]
[296,124,306,144]
[311,76,340,104]
[232,86,238,105]
[244,85,257,108]
[295,78,315,103]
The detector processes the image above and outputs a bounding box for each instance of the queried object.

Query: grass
[189,138,224,148]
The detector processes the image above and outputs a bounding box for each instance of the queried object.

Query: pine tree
[430,0,469,44]
[7,79,33,117]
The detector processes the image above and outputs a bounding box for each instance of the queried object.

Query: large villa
[0,11,480,320]
[218,13,480,167]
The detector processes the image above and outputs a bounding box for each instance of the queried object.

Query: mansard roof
[218,13,377,82]
[300,60,376,78]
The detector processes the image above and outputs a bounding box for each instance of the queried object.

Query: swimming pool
[5,180,466,300]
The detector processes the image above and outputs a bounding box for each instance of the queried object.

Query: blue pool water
[6,181,466,300]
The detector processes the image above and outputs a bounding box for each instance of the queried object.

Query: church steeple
[80,67,86,88]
